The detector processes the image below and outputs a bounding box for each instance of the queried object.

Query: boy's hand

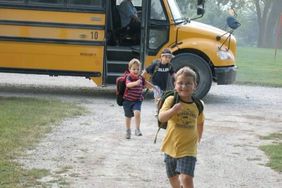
[172,103,182,113]
[135,79,142,85]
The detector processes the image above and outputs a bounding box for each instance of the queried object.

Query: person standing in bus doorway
[118,0,141,43]
[158,67,205,188]
[142,48,175,115]
[123,58,152,139]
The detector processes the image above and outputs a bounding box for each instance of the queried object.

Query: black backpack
[153,90,204,143]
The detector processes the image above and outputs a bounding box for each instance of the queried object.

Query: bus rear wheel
[171,53,212,99]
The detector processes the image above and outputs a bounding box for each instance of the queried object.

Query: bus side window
[68,0,102,7]
[0,0,24,3]
[29,0,64,4]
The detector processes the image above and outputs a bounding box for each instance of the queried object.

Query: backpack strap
[153,127,161,144]
[173,91,179,105]
[151,60,160,80]
[153,90,179,144]
[192,96,204,115]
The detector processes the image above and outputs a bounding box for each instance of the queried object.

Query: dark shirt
[119,0,138,28]
[145,60,174,91]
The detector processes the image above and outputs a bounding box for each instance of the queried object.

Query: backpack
[116,70,129,106]
[153,90,204,143]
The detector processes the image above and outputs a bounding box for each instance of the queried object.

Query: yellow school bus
[0,0,237,99]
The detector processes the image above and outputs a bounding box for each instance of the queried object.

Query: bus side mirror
[197,7,205,15]
[197,0,205,5]
[197,0,205,15]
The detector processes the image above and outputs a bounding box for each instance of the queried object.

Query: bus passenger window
[68,0,102,7]
[0,0,24,3]
[29,0,64,4]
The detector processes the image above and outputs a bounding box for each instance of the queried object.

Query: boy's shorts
[123,100,142,118]
[164,154,196,178]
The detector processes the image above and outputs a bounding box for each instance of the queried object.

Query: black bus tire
[171,53,212,99]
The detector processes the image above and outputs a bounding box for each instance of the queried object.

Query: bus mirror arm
[216,16,240,51]
[217,30,234,51]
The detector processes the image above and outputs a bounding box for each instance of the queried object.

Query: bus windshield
[167,0,185,24]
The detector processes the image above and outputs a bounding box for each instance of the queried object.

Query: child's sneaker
[135,129,142,136]
[125,129,131,139]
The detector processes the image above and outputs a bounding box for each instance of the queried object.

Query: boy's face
[129,63,140,76]
[174,75,196,98]
[160,55,172,64]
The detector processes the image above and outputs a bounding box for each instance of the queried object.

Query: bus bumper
[214,66,237,85]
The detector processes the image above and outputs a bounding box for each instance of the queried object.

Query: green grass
[236,47,282,87]
[0,96,85,188]
[259,133,282,172]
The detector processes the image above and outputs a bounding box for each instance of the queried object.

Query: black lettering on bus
[91,31,98,40]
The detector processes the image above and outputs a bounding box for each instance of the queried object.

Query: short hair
[128,58,141,69]
[175,66,197,82]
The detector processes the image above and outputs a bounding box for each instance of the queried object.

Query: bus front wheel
[171,53,212,99]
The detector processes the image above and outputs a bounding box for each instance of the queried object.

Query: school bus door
[143,0,170,60]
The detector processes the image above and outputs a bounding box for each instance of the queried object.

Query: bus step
[106,46,139,61]
[106,60,128,73]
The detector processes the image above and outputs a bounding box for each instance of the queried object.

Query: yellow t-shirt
[160,96,205,158]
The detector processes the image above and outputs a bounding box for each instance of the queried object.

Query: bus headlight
[217,50,231,60]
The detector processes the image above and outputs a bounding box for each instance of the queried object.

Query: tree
[176,0,282,48]
[254,0,282,48]
[211,0,282,48]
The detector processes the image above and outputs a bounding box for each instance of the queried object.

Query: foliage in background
[0,97,85,187]
[176,0,282,48]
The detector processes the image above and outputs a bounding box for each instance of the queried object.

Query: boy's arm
[158,103,182,123]
[126,79,141,88]
[197,109,205,143]
[197,121,204,143]
[126,80,140,88]
[144,80,154,89]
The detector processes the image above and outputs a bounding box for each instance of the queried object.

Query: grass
[259,133,282,172]
[235,48,282,172]
[236,47,282,87]
[0,96,85,188]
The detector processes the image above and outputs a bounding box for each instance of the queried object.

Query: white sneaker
[126,129,131,139]
[135,129,142,136]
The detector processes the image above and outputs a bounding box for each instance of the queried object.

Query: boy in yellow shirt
[158,67,205,188]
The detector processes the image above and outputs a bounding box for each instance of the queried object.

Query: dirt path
[1,73,282,187]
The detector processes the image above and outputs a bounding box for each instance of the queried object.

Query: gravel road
[1,73,282,188]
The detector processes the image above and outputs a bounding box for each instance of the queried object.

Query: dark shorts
[123,100,142,118]
[164,154,197,178]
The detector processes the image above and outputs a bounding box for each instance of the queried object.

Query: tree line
[177,0,282,48]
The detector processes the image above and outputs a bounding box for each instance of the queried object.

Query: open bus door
[144,0,170,57]
[140,0,149,66]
